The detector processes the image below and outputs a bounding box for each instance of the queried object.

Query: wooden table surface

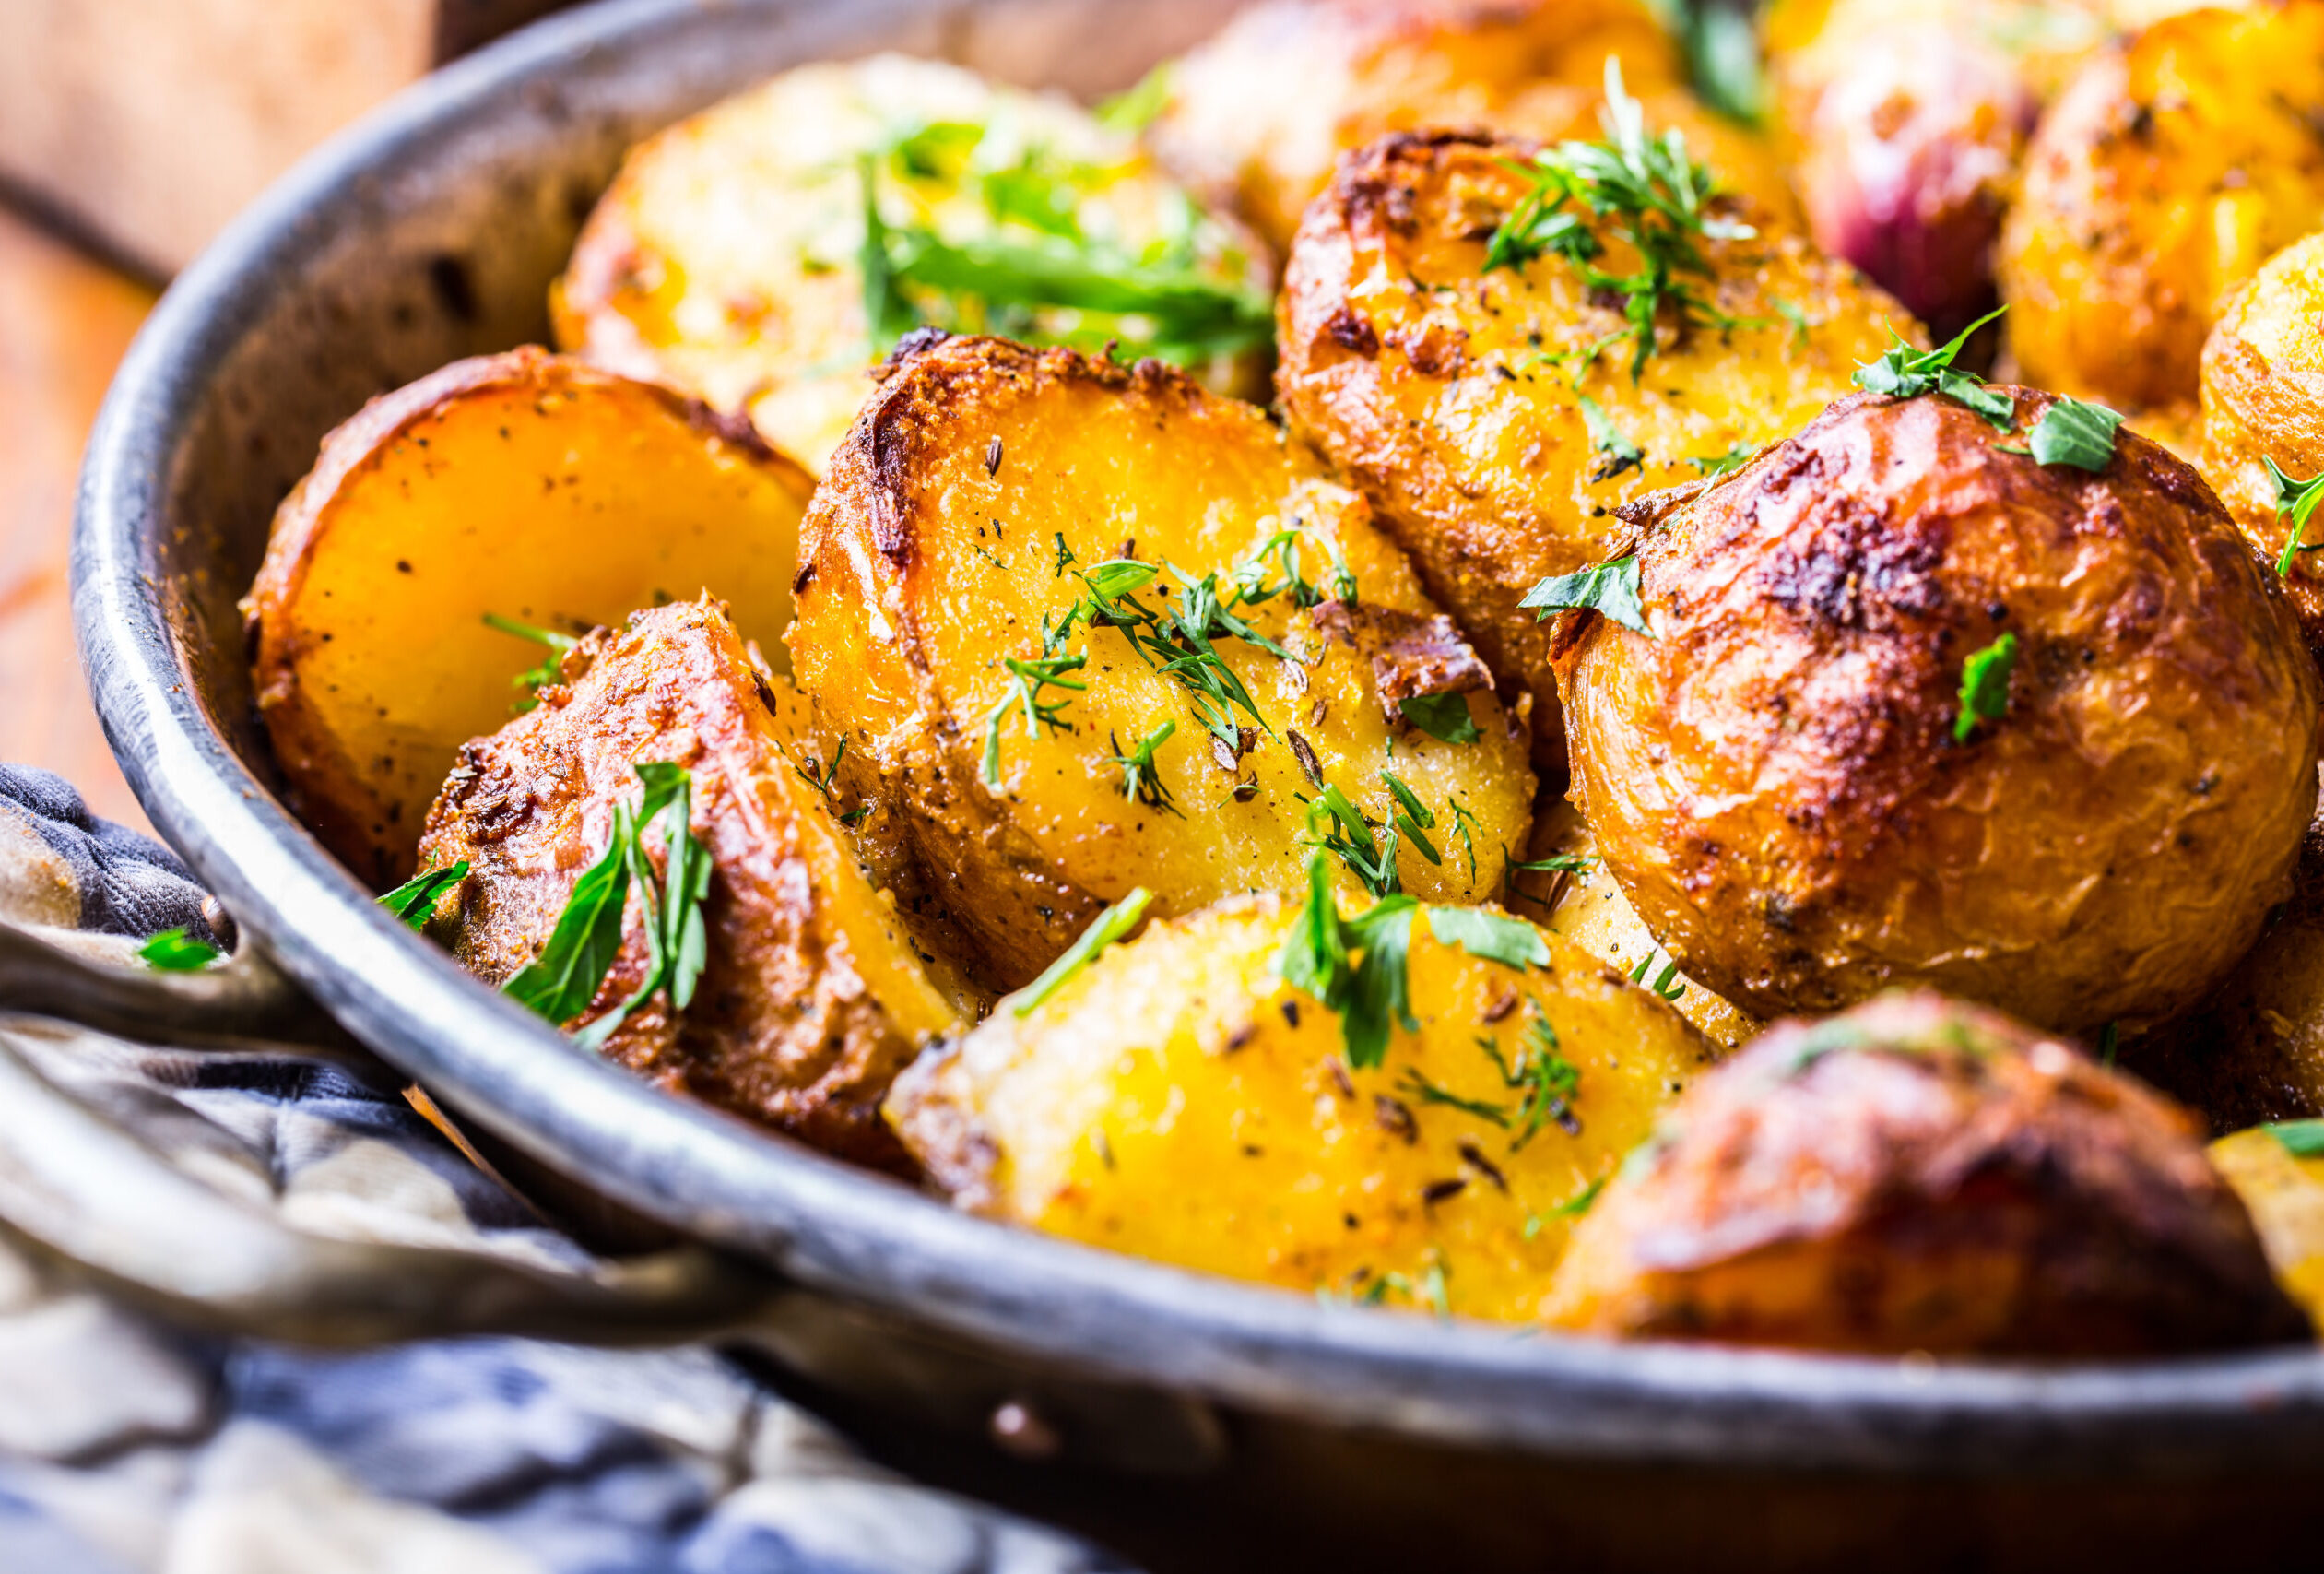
[0,204,156,832]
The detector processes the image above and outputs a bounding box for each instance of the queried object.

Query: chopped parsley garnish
[1426,905,1549,970]
[1108,721,1181,814]
[1953,632,2019,743]
[1685,441,1754,477]
[1852,307,2015,431]
[1277,855,1419,1069]
[1230,527,1352,610]
[505,762,713,1049]
[1382,772,1444,868]
[980,653,1088,788]
[1482,60,1755,379]
[1398,692,1479,744]
[1094,61,1173,133]
[793,735,872,826]
[1308,783,1401,896]
[1398,1067,1513,1127]
[2270,458,2324,577]
[483,611,578,714]
[1577,395,1644,481]
[1520,555,1651,636]
[1513,852,1598,876]
[2019,396,2123,472]
[857,155,920,351]
[1487,1000,1582,1149]
[1448,797,1481,884]
[1051,531,1075,575]
[2266,1118,2324,1159]
[138,928,219,971]
[1548,1173,1607,1222]
[379,860,469,929]
[1015,887,1152,1016]
[1628,952,1687,1001]
[1655,0,1768,124]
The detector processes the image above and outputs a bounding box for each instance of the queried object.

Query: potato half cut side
[1546,993,2311,1355]
[886,890,1715,1320]
[553,53,1271,477]
[242,348,814,885]
[1276,128,1906,769]
[418,598,972,1167]
[788,334,1537,989]
[2211,1125,2324,1331]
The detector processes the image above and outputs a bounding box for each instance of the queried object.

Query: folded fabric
[0,768,1130,1574]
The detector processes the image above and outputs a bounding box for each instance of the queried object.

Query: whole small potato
[1276,128,1905,775]
[789,334,1536,989]
[1545,992,2311,1355]
[888,888,1716,1321]
[1149,0,1682,254]
[1999,3,2324,410]
[2202,229,2324,652]
[1557,387,2320,1033]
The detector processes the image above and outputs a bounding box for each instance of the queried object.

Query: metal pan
[67,0,2324,1563]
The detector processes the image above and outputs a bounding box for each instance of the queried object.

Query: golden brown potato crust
[789,334,1535,989]
[1998,2,2324,411]
[418,598,966,1166]
[1558,388,2319,1033]
[1276,130,1905,769]
[2202,231,2324,655]
[243,348,813,885]
[1149,0,1683,254]
[1545,992,2311,1355]
[888,891,1716,1321]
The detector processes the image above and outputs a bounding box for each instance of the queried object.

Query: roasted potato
[788,334,1536,989]
[1147,0,1684,255]
[1544,992,2311,1354]
[2210,1124,2324,1323]
[1998,3,2324,411]
[418,598,972,1166]
[1556,388,2319,1034]
[887,887,1716,1320]
[553,54,1269,476]
[2201,229,2324,651]
[243,349,814,886]
[1517,801,1764,1051]
[1275,127,1906,769]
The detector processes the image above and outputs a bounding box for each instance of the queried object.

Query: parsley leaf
[1685,441,1754,477]
[1108,721,1181,815]
[1277,855,1420,1069]
[1520,555,1651,636]
[1550,1174,1607,1219]
[1094,61,1173,133]
[2023,396,2123,471]
[2266,1119,2324,1159]
[792,735,872,826]
[1426,906,1550,970]
[1308,782,1400,896]
[1381,772,1443,867]
[379,860,469,929]
[1852,306,2015,431]
[1398,1066,1510,1126]
[2269,458,2324,577]
[1398,692,1480,744]
[980,653,1088,788]
[1628,951,1687,1001]
[1577,395,1644,481]
[138,928,219,971]
[1953,632,2018,743]
[1490,1000,1581,1149]
[1015,887,1153,1016]
[857,156,920,353]
[483,612,578,714]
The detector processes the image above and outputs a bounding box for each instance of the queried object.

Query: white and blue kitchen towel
[0,765,1128,1574]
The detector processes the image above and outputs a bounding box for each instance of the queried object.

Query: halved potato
[243,348,814,885]
[1276,128,1907,768]
[1998,3,2324,410]
[1545,992,2311,1355]
[554,53,1270,476]
[1148,0,1684,254]
[787,334,1537,989]
[886,888,1716,1320]
[419,598,973,1166]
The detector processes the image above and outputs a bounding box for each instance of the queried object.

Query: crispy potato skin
[887,893,1716,1321]
[2210,1126,2324,1325]
[1999,3,2324,411]
[1149,0,1683,255]
[417,599,969,1166]
[1558,389,2319,1033]
[2202,231,2324,653]
[242,348,813,886]
[553,54,1267,474]
[1545,993,2311,1355]
[1276,131,1905,770]
[788,335,1535,989]
[1518,801,1764,1051]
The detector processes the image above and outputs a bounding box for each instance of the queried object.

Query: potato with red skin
[1148,0,1683,256]
[1555,387,2318,1034]
[1544,992,2311,1355]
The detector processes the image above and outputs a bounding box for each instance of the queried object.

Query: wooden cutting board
[0,0,577,277]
